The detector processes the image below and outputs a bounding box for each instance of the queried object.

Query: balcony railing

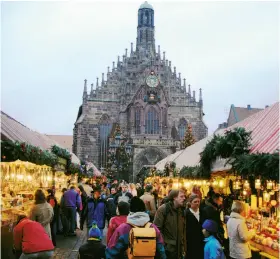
[132,138,180,147]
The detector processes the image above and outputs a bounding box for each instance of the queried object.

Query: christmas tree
[106,124,132,181]
[182,124,196,149]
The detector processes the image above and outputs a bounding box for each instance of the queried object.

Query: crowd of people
[12,178,256,259]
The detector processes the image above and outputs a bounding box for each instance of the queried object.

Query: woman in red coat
[106,201,129,245]
[13,214,54,259]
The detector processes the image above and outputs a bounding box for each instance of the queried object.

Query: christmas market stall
[155,102,280,258]
[0,111,81,258]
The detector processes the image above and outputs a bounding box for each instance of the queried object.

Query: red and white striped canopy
[228,102,279,154]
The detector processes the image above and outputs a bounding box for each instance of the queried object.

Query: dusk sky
[2,1,279,135]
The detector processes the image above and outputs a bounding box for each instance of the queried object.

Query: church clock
[146,72,159,88]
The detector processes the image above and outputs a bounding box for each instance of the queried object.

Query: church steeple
[136,1,155,54]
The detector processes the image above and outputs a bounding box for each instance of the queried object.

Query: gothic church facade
[73,2,208,181]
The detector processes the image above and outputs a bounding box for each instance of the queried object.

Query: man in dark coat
[201,193,225,242]
[107,187,117,222]
[81,188,108,237]
[114,184,133,204]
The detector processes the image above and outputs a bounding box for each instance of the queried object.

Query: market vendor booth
[1,160,53,259]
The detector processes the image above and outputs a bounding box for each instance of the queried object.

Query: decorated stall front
[154,103,280,258]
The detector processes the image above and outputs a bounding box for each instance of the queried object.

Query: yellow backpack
[127,222,156,259]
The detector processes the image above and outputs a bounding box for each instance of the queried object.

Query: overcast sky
[2,1,279,136]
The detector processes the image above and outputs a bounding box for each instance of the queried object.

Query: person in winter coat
[227,200,256,259]
[29,189,54,239]
[107,201,130,245]
[81,188,108,237]
[106,197,166,259]
[61,185,82,236]
[185,194,204,259]
[101,182,111,199]
[47,189,59,246]
[114,184,133,204]
[107,187,117,222]
[201,193,225,242]
[78,221,106,259]
[140,184,157,222]
[202,219,226,259]
[153,189,187,259]
[13,214,54,259]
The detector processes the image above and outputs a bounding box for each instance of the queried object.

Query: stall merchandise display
[246,210,280,257]
[1,160,53,224]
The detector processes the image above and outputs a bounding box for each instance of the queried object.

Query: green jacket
[153,202,186,258]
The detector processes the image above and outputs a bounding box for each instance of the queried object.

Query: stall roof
[1,111,80,164]
[156,102,279,170]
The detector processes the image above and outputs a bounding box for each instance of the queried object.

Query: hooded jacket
[227,212,255,259]
[106,212,166,259]
[107,215,128,245]
[204,235,225,259]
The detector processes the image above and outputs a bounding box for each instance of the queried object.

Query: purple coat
[62,189,81,208]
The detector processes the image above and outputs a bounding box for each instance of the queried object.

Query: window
[145,106,159,134]
[178,118,187,140]
[135,107,141,134]
[99,115,112,169]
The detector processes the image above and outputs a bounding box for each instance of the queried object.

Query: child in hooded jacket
[79,221,105,259]
[202,219,226,259]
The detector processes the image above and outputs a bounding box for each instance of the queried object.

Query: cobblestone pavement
[52,227,108,259]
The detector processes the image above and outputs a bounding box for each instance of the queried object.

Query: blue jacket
[204,235,225,259]
[81,198,108,229]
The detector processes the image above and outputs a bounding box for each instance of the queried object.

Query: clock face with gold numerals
[146,74,159,88]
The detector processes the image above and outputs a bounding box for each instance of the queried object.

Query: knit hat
[202,219,218,233]
[88,221,101,240]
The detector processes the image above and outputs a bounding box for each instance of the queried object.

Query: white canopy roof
[155,131,224,170]
[1,111,80,164]
[156,102,279,171]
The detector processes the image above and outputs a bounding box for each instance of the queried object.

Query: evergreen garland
[199,127,278,179]
[1,140,83,175]
[1,140,57,166]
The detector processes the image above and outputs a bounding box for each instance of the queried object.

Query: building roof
[156,102,279,170]
[1,111,80,164]
[139,1,154,10]
[47,135,73,152]
[228,104,263,126]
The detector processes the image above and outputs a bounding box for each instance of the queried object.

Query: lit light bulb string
[2,162,53,183]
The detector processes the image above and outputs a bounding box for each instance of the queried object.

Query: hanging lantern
[243,190,247,196]
[255,179,261,189]
[233,179,241,190]
[267,180,273,190]
[219,180,224,188]
[263,191,270,202]
[244,180,250,189]
[271,200,277,207]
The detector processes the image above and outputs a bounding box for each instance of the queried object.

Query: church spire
[199,88,203,105]
[83,79,87,102]
[136,2,155,54]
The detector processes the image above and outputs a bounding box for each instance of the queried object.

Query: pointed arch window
[145,106,159,134]
[135,107,141,135]
[99,115,112,169]
[178,118,187,140]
